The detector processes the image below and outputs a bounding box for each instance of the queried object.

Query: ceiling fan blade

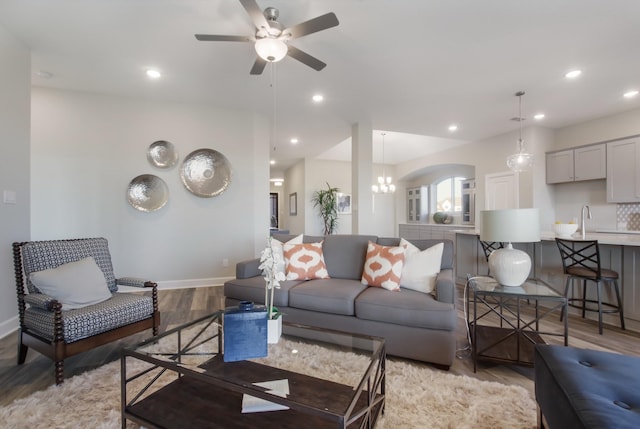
[287,46,327,71]
[195,34,252,42]
[239,0,270,30]
[283,12,339,39]
[250,57,267,75]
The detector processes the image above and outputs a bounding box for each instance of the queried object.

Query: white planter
[267,316,282,344]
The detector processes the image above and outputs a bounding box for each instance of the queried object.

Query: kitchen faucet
[581,205,592,239]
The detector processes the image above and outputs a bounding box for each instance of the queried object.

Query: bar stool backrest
[555,238,603,280]
[477,235,504,262]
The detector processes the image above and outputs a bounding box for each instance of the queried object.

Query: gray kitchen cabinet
[398,224,421,240]
[546,150,574,184]
[546,143,606,184]
[607,138,640,203]
[455,233,481,284]
[623,246,640,322]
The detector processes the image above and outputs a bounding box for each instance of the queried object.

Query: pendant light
[506,91,533,172]
[372,133,396,193]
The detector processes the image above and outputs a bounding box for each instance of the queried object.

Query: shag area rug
[0,339,536,429]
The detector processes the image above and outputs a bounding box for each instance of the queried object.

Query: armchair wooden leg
[55,360,64,385]
[17,330,28,364]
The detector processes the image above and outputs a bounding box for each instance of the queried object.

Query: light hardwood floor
[1,284,639,407]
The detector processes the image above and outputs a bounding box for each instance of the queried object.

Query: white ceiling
[1,0,639,177]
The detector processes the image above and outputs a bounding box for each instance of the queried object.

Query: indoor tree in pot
[311,182,340,235]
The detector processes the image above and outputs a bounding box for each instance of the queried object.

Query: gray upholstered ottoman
[535,344,640,429]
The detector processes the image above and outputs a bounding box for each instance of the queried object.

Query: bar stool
[555,238,625,334]
[477,235,503,276]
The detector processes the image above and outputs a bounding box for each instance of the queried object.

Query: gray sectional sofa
[223,234,458,369]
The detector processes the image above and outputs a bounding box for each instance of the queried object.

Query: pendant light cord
[381,132,386,178]
[270,63,278,153]
[517,91,525,153]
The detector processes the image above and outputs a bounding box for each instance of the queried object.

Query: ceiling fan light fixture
[255,37,288,62]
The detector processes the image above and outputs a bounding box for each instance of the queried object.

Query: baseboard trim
[0,315,19,341]
[156,277,233,290]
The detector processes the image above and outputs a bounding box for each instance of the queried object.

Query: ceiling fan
[195,0,339,75]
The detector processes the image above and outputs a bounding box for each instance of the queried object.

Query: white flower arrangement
[258,236,286,320]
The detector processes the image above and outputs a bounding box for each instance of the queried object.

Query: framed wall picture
[337,193,352,214]
[289,192,297,216]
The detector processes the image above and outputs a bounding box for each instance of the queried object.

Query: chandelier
[372,133,395,193]
[506,91,533,172]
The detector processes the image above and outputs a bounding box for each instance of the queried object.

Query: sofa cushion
[268,234,303,276]
[361,241,406,291]
[283,242,330,280]
[399,239,443,294]
[22,237,118,293]
[288,279,368,316]
[224,276,302,307]
[377,238,454,270]
[355,286,457,330]
[24,292,154,343]
[322,235,378,280]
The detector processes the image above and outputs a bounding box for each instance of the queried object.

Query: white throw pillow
[270,234,303,276]
[399,238,444,294]
[29,257,113,310]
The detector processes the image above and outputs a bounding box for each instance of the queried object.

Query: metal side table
[467,277,568,372]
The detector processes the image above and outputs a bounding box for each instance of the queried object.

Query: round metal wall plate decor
[127,174,169,212]
[147,140,179,169]
[180,148,232,197]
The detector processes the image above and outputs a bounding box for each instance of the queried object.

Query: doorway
[270,193,279,228]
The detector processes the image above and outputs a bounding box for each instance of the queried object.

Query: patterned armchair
[13,237,160,384]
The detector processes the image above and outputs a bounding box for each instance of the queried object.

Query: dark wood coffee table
[121,312,385,428]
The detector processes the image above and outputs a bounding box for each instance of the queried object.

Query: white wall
[554,107,640,149]
[284,159,305,235]
[0,24,31,337]
[30,87,269,285]
[284,158,395,237]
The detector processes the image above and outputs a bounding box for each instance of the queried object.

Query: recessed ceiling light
[270,160,276,165]
[623,90,639,98]
[312,94,324,103]
[146,69,161,79]
[534,113,545,120]
[290,138,299,144]
[448,124,458,132]
[565,70,582,79]
[274,181,283,187]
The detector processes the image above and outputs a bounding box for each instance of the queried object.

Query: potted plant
[258,236,286,343]
[311,182,340,235]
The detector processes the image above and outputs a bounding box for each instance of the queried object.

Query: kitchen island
[455,229,640,333]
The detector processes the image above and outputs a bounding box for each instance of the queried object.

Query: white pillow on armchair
[29,256,113,310]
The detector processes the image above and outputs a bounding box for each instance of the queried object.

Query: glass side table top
[469,276,563,299]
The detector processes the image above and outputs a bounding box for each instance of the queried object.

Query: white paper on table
[241,379,290,413]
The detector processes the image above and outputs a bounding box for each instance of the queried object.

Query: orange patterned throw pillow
[283,242,330,280]
[361,241,406,291]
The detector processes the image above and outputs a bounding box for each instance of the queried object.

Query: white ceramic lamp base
[488,243,531,287]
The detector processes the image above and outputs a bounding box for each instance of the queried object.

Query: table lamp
[480,208,540,286]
